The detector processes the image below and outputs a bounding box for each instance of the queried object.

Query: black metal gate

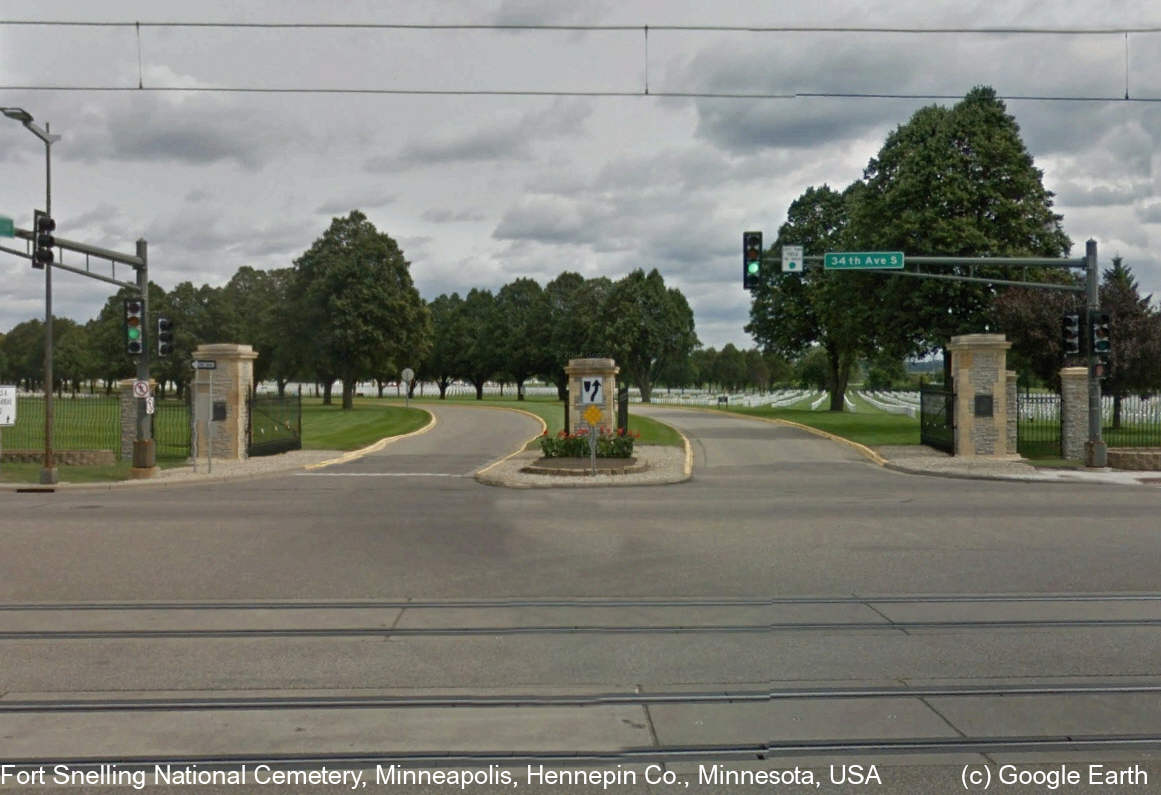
[247,388,302,457]
[919,384,955,454]
[1016,390,1061,458]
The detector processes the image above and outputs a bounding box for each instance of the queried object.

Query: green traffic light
[128,327,140,340]
[747,261,760,274]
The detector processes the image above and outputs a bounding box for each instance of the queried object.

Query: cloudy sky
[2,0,1159,350]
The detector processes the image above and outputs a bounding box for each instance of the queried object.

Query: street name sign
[192,359,217,370]
[782,245,803,273]
[0,385,16,426]
[824,251,904,270]
[0,216,13,238]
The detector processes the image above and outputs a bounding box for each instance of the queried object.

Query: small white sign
[580,377,604,405]
[401,367,415,383]
[0,385,16,426]
[782,245,804,273]
[132,380,150,399]
[145,396,156,415]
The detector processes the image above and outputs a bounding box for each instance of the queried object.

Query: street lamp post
[2,107,62,484]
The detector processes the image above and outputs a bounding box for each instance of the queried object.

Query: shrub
[539,427,638,458]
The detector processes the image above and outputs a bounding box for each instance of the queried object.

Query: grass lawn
[727,401,922,447]
[301,400,431,450]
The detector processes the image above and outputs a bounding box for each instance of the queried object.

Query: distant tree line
[0,212,711,407]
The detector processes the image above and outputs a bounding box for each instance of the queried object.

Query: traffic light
[124,298,144,355]
[156,316,174,356]
[1090,310,1111,371]
[743,231,762,290]
[32,209,55,269]
[1061,313,1081,356]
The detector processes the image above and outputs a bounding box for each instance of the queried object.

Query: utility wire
[1,85,1159,102]
[2,20,1161,33]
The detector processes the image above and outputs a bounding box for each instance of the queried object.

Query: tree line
[0,211,711,407]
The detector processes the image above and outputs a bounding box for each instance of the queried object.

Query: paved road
[2,404,1160,791]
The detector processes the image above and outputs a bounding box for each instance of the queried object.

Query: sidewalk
[877,444,1161,486]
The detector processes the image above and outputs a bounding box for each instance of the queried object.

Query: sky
[1,0,1159,352]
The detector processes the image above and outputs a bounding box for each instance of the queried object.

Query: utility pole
[1085,239,1107,467]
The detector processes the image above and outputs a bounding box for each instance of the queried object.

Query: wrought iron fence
[151,397,191,461]
[248,388,302,457]
[0,395,119,453]
[919,384,954,454]
[1016,391,1061,459]
[1103,394,1161,447]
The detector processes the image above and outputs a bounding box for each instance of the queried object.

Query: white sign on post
[145,396,156,415]
[132,379,150,399]
[0,385,15,426]
[580,377,604,405]
[782,245,804,273]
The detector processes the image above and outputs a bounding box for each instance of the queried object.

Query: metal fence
[1,395,119,453]
[1104,395,1161,447]
[152,397,191,461]
[248,389,302,457]
[1016,392,1061,459]
[919,384,954,454]
[1015,391,1161,457]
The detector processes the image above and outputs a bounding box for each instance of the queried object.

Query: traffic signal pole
[132,238,157,475]
[1085,239,1106,467]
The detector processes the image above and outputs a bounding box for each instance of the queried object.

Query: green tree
[712,343,747,392]
[600,268,698,403]
[455,288,500,400]
[542,273,615,398]
[1099,258,1161,427]
[747,184,880,410]
[494,277,550,400]
[420,293,469,399]
[1,319,44,390]
[852,86,1071,370]
[290,211,429,410]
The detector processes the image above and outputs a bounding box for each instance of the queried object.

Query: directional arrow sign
[824,251,904,270]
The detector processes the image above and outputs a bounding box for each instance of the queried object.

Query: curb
[473,407,549,480]
[304,410,437,470]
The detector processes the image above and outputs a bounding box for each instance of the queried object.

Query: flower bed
[539,427,638,458]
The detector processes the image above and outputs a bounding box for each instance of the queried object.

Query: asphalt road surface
[2,403,1160,793]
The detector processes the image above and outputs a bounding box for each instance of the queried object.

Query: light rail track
[3,592,1161,611]
[5,617,1161,640]
[4,734,1161,770]
[5,682,1161,713]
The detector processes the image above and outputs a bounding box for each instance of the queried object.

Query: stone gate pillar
[1060,366,1089,461]
[947,334,1016,457]
[191,343,258,461]
[564,358,619,433]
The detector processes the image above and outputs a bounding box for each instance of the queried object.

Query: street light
[2,107,62,485]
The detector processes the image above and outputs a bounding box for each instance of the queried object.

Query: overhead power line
[2,20,1161,34]
[1,85,1159,102]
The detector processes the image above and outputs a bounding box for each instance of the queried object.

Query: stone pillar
[564,358,619,433]
[118,378,156,461]
[191,344,258,461]
[1060,366,1089,462]
[946,334,1015,457]
[1006,371,1018,455]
